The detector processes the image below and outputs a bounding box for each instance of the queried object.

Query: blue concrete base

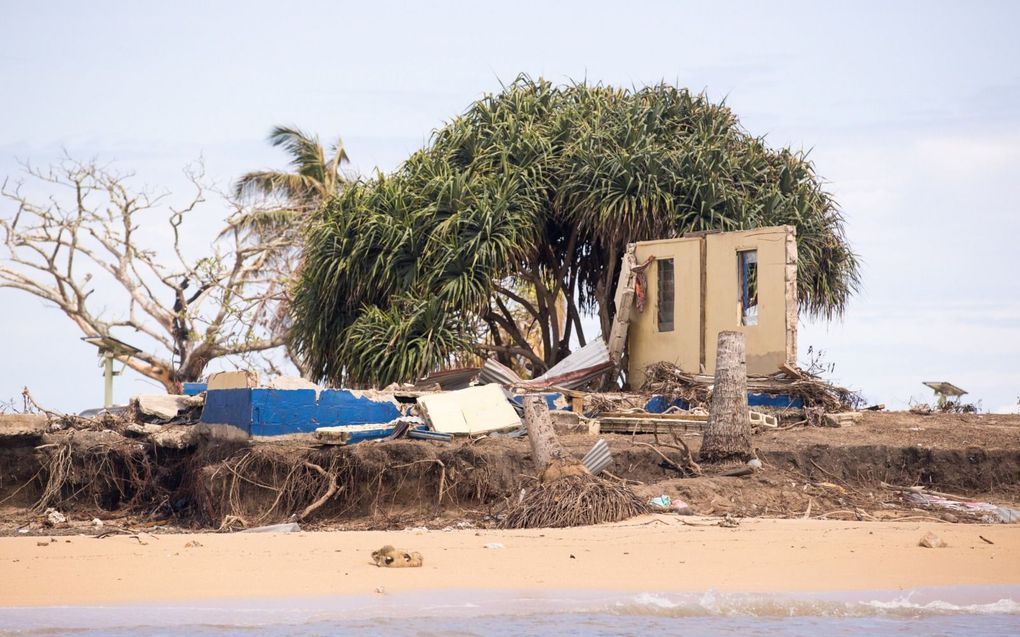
[644,393,803,413]
[201,388,401,436]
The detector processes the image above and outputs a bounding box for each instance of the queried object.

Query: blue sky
[2,0,1018,412]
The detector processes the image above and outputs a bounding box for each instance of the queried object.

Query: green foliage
[292,76,859,386]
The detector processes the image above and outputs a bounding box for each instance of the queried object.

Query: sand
[2,515,1018,607]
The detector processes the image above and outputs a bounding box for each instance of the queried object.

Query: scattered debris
[239,523,302,534]
[315,423,396,445]
[407,428,452,442]
[44,508,66,526]
[905,492,1020,524]
[718,514,740,528]
[649,495,672,510]
[581,439,612,475]
[371,545,423,568]
[918,531,946,548]
[822,412,862,428]
[750,411,779,429]
[642,361,859,412]
[132,394,204,423]
[184,540,203,548]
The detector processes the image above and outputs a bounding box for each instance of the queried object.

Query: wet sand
[2,515,1018,607]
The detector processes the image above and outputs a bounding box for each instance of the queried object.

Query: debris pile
[641,361,860,413]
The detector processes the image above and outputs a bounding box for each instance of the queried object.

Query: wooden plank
[607,246,638,366]
[598,419,707,435]
[601,411,708,421]
[606,288,634,363]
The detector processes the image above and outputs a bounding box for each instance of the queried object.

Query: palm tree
[230,126,349,240]
[228,126,349,378]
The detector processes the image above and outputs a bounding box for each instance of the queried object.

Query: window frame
[656,257,675,332]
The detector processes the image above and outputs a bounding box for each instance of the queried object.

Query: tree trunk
[699,331,752,463]
[523,396,589,482]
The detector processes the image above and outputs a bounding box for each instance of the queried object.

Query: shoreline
[2,516,1018,608]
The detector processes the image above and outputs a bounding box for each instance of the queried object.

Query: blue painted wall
[510,392,569,411]
[182,382,207,396]
[201,388,401,436]
[644,392,802,412]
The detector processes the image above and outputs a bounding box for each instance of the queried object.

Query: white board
[417,385,522,435]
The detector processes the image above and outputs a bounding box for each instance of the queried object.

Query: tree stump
[700,331,752,463]
[523,396,590,482]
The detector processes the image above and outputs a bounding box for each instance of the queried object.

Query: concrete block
[208,371,258,390]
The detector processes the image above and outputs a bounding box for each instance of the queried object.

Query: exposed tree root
[499,474,648,529]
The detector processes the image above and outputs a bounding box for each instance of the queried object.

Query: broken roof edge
[477,339,613,391]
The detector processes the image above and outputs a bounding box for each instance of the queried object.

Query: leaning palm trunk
[699,331,753,462]
[500,397,647,528]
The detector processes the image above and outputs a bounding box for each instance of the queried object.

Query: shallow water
[2,587,1018,636]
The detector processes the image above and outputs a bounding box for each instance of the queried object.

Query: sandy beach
[2,515,1018,607]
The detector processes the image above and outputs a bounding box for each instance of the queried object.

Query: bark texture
[523,396,589,482]
[700,330,752,463]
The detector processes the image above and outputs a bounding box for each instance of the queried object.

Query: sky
[1,0,1018,413]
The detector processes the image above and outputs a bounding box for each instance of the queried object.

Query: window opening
[739,250,758,326]
[657,258,675,332]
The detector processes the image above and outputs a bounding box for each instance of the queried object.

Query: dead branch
[1,156,296,390]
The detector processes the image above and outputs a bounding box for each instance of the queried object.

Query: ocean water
[2,587,1018,636]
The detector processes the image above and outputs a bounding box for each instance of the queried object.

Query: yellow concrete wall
[704,226,795,376]
[627,237,701,387]
[625,226,796,384]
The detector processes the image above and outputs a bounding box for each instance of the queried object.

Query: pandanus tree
[291,77,859,387]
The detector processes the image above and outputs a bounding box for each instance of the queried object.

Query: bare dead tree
[0,155,296,393]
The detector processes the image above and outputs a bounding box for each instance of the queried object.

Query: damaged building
[611,225,798,386]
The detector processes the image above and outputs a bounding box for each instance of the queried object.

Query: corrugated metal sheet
[478,340,613,391]
[537,340,609,381]
[415,367,480,391]
[581,438,612,475]
[478,358,524,387]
